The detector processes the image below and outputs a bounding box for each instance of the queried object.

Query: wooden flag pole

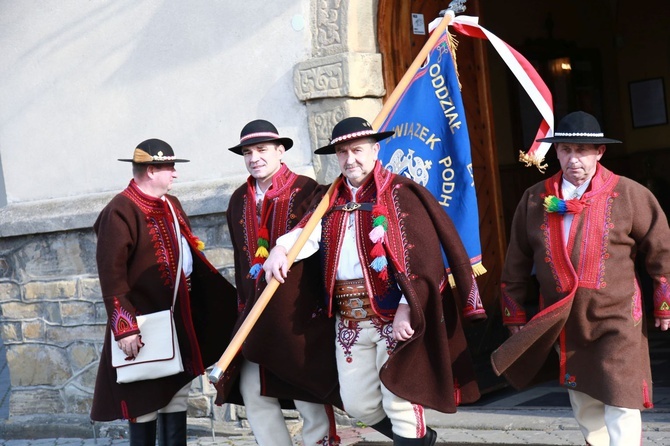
[208,9,458,385]
[372,11,454,129]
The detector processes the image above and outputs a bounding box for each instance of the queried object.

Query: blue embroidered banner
[378,31,484,274]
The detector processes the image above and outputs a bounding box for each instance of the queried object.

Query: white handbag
[111,198,185,384]
[111,309,183,383]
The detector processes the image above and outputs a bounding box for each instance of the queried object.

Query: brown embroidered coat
[215,164,340,408]
[91,180,237,421]
[492,164,670,410]
[316,162,486,413]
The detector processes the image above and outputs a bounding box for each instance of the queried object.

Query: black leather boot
[157,411,187,446]
[129,419,157,446]
[370,416,394,439]
[393,426,437,445]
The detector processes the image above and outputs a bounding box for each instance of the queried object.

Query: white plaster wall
[0,0,313,204]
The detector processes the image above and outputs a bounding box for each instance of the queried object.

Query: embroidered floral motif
[372,318,396,355]
[110,298,137,338]
[413,404,426,437]
[654,276,670,316]
[463,273,486,318]
[337,319,361,363]
[564,373,577,388]
[541,214,563,292]
[500,283,527,324]
[122,182,178,290]
[147,216,176,288]
[595,195,616,289]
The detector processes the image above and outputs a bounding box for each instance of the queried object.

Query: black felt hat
[315,117,395,155]
[118,139,189,164]
[537,111,621,144]
[228,119,294,155]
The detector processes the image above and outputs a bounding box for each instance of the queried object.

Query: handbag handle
[165,197,183,310]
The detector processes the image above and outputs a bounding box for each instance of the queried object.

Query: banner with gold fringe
[378,28,486,278]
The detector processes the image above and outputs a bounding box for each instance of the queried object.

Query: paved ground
[0,384,668,445]
[1,328,668,444]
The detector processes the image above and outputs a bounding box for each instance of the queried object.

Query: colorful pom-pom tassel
[370,256,387,272]
[257,226,269,240]
[543,195,588,215]
[254,245,269,258]
[369,225,386,243]
[370,242,385,258]
[249,263,263,279]
[372,215,388,230]
[543,195,565,213]
[369,203,389,280]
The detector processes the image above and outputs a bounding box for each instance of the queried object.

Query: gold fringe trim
[518,150,548,173]
[446,30,461,90]
[448,261,487,288]
[472,262,487,277]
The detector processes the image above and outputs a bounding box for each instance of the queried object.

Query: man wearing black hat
[492,111,670,445]
[215,120,340,446]
[264,117,486,446]
[90,139,237,446]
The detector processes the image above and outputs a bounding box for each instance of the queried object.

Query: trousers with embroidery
[335,315,428,439]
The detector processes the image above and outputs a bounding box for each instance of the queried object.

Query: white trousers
[568,389,642,446]
[240,360,333,446]
[135,382,190,423]
[335,316,427,439]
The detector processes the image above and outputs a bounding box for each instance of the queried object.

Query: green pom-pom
[373,215,388,230]
[543,196,561,213]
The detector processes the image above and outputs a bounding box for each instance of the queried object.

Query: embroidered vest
[321,164,402,318]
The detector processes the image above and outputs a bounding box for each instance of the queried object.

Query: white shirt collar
[562,177,591,200]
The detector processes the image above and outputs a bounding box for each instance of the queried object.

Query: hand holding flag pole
[208,1,467,385]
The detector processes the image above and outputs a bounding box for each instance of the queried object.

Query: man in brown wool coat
[492,111,670,446]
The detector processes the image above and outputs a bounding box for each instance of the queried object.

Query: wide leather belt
[334,278,372,321]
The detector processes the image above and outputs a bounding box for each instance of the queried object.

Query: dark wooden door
[378,0,509,392]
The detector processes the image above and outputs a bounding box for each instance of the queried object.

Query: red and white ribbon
[431,14,554,170]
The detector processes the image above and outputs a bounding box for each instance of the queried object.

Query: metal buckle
[350,307,368,319]
[342,202,362,212]
[347,297,365,309]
